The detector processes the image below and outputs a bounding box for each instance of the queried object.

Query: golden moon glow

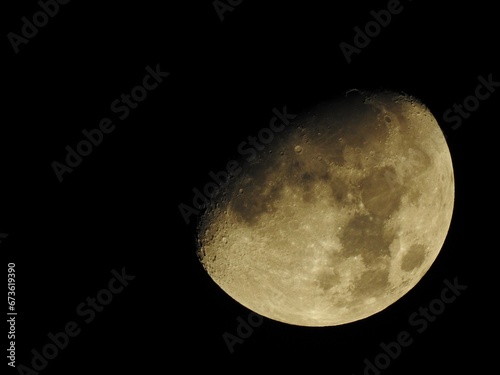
[197,90,454,327]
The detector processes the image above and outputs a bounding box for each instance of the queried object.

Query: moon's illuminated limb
[198,90,454,327]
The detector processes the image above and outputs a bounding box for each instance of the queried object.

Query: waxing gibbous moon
[197,90,454,327]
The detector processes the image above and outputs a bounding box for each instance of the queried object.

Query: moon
[197,90,454,327]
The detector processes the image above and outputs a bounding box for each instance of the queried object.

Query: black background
[2,0,498,373]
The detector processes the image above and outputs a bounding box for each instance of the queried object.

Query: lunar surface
[197,90,454,327]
